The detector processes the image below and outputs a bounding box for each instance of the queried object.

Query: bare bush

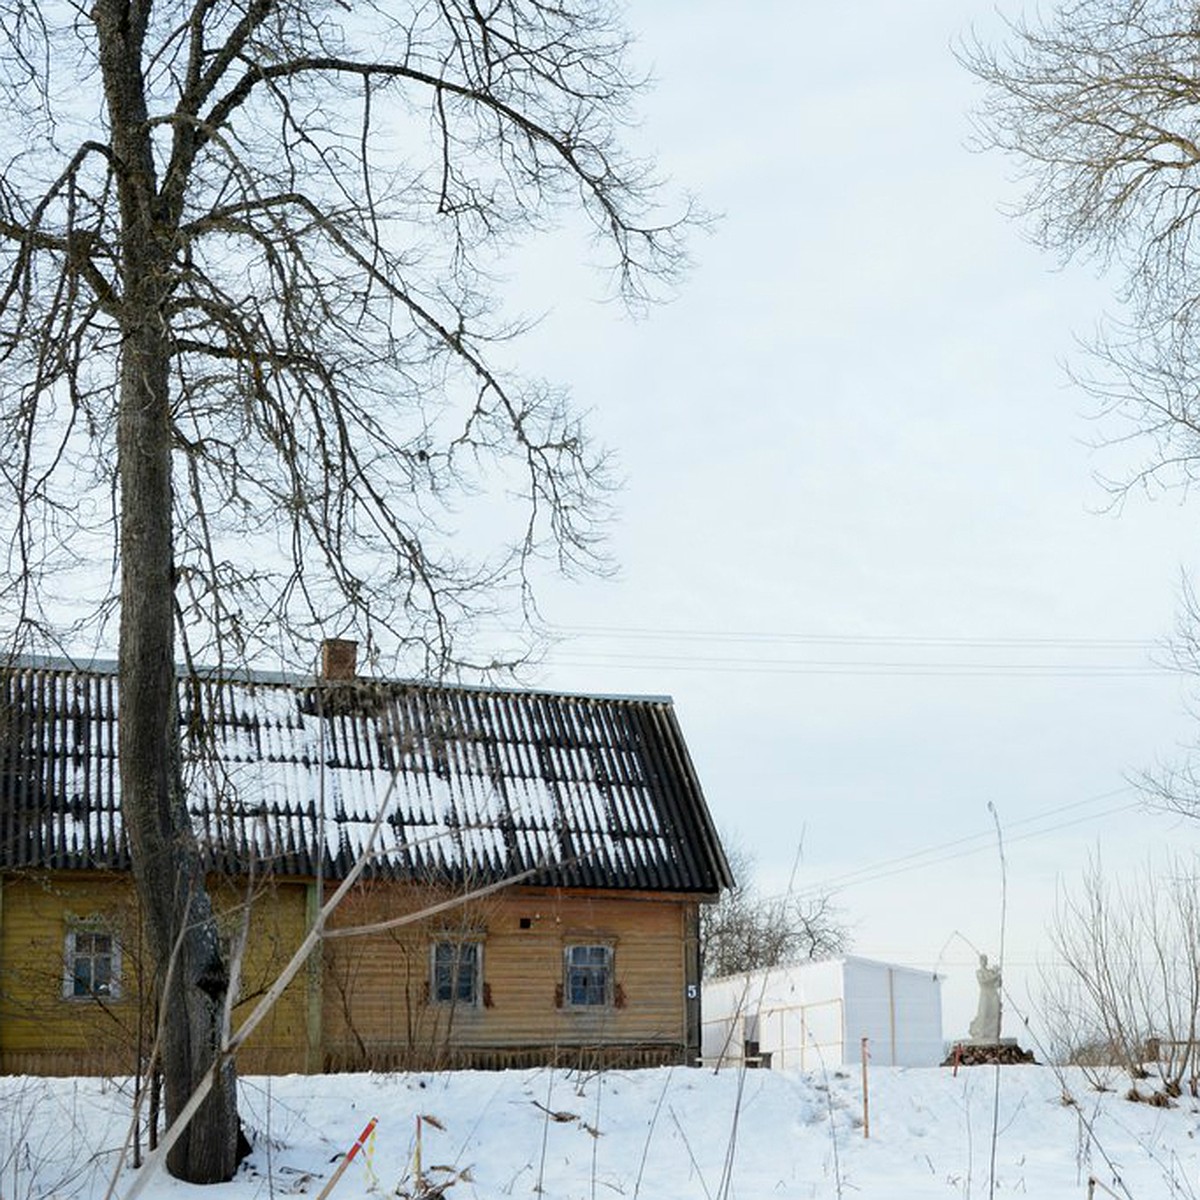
[962,1,1200,501]
[1039,855,1200,1101]
[700,837,847,979]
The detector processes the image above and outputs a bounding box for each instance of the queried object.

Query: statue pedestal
[943,1039,1036,1067]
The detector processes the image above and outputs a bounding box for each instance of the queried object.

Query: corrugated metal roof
[0,660,731,893]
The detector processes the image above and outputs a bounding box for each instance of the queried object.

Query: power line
[551,654,1170,678]
[534,623,1175,677]
[789,787,1133,893]
[546,622,1161,650]
[806,801,1142,897]
[763,787,1148,903]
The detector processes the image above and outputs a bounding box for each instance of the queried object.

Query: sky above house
[498,0,1200,1039]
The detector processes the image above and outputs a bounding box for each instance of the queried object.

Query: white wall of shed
[701,957,943,1069]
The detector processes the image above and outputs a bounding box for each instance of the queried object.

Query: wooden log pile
[943,1042,1037,1067]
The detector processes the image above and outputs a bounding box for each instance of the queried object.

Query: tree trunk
[97,0,240,1182]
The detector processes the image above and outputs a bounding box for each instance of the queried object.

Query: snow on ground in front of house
[3,1064,1199,1200]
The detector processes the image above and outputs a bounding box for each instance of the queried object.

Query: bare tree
[1038,855,1200,1102]
[962,2,1200,497]
[700,836,847,979]
[0,0,694,1182]
[962,2,1200,819]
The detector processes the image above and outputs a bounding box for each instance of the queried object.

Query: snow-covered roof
[0,660,731,893]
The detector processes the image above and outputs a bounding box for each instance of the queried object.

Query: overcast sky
[499,0,1200,1038]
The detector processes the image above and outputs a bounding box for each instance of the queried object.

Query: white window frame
[62,922,121,1001]
[430,939,482,1007]
[563,943,613,1008]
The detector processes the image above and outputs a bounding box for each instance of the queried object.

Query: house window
[565,944,612,1007]
[63,925,120,1000]
[431,941,480,1005]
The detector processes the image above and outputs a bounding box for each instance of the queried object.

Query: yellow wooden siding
[320,885,688,1069]
[1,874,692,1075]
[0,875,142,1075]
[0,874,312,1075]
[209,876,310,1074]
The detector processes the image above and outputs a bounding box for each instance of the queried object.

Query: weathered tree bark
[97,0,239,1182]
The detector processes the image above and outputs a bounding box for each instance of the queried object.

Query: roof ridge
[0,652,675,705]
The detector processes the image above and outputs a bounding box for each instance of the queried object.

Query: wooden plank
[305,880,323,1073]
[0,872,693,1075]
[318,886,689,1069]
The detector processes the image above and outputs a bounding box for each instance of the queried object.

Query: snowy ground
[3,1064,1198,1200]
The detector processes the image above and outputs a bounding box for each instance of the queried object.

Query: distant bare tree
[963,1,1200,496]
[1038,855,1200,1101]
[963,0,1200,519]
[963,4,1199,364]
[700,836,847,979]
[963,2,1200,819]
[1133,576,1200,818]
[0,0,696,1182]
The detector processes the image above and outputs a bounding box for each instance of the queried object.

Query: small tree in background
[963,3,1200,819]
[700,835,848,979]
[1038,855,1200,1101]
[963,1,1200,496]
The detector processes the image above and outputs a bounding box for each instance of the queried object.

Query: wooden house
[0,646,731,1076]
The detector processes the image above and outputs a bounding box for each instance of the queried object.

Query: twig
[534,1066,555,1195]
[715,1066,747,1200]
[589,1069,602,1200]
[667,1106,713,1200]
[987,801,1007,1200]
[632,1068,673,1200]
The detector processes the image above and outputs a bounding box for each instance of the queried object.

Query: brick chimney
[320,638,358,682]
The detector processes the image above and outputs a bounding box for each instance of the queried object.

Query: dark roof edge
[0,651,676,707]
[650,704,736,893]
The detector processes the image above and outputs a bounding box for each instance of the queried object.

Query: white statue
[968,953,1002,1042]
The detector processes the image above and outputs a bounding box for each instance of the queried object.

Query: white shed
[701,956,943,1069]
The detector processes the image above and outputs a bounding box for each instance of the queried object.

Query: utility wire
[484,621,1176,676]
[782,787,1133,896]
[551,653,1169,678]
[545,622,1159,650]
[769,787,1146,903]
[792,802,1141,899]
